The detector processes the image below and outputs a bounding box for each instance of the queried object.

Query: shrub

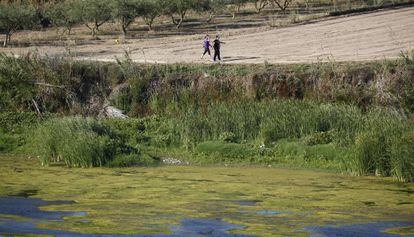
[0,112,44,137]
[0,133,18,153]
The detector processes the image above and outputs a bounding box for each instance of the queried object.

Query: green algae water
[0,155,413,236]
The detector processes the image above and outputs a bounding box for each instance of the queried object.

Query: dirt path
[2,7,414,64]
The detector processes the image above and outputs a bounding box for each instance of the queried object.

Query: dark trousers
[203,48,211,56]
[213,50,221,61]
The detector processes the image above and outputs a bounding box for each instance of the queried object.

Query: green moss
[0,155,413,236]
[385,226,414,236]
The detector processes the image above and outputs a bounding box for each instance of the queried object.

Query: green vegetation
[46,0,82,35]
[0,2,37,47]
[28,117,151,168]
[0,155,413,236]
[173,100,413,181]
[0,112,43,153]
[0,53,413,181]
[1,52,413,116]
[77,0,113,38]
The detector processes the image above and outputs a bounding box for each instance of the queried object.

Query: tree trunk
[3,30,12,47]
[255,2,260,12]
[347,0,351,10]
[207,12,215,23]
[121,17,130,36]
[122,25,127,36]
[332,0,338,11]
[176,12,186,29]
[3,33,8,47]
[92,28,97,38]
[255,0,269,13]
[176,18,183,29]
[171,15,178,25]
[86,23,97,39]
[305,0,310,12]
[93,21,99,38]
[144,17,154,31]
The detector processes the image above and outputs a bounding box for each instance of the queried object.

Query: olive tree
[269,0,294,11]
[197,0,224,23]
[46,0,81,35]
[225,0,249,18]
[251,0,269,12]
[165,0,199,29]
[140,0,165,31]
[0,2,37,47]
[112,0,144,36]
[75,0,113,38]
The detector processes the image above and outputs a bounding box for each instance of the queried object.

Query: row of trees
[0,0,294,47]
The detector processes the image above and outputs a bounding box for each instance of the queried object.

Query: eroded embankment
[1,53,413,117]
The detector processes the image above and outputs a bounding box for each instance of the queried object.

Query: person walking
[213,35,225,62]
[201,35,212,59]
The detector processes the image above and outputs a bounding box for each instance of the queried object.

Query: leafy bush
[0,112,51,153]
[0,112,41,133]
[0,133,18,153]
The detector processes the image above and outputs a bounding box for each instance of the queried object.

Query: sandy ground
[2,7,414,64]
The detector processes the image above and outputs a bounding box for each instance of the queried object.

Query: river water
[0,156,413,236]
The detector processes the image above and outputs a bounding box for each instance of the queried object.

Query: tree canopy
[0,2,37,47]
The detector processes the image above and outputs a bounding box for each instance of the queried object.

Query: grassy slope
[0,54,413,181]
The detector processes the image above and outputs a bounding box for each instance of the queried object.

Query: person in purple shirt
[201,35,212,59]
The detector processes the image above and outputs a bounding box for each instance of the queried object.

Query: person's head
[205,34,209,39]
[216,35,219,39]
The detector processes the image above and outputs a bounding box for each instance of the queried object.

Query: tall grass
[172,99,414,181]
[390,131,414,182]
[28,117,141,167]
[175,100,367,147]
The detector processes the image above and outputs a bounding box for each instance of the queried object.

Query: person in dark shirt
[213,35,225,62]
